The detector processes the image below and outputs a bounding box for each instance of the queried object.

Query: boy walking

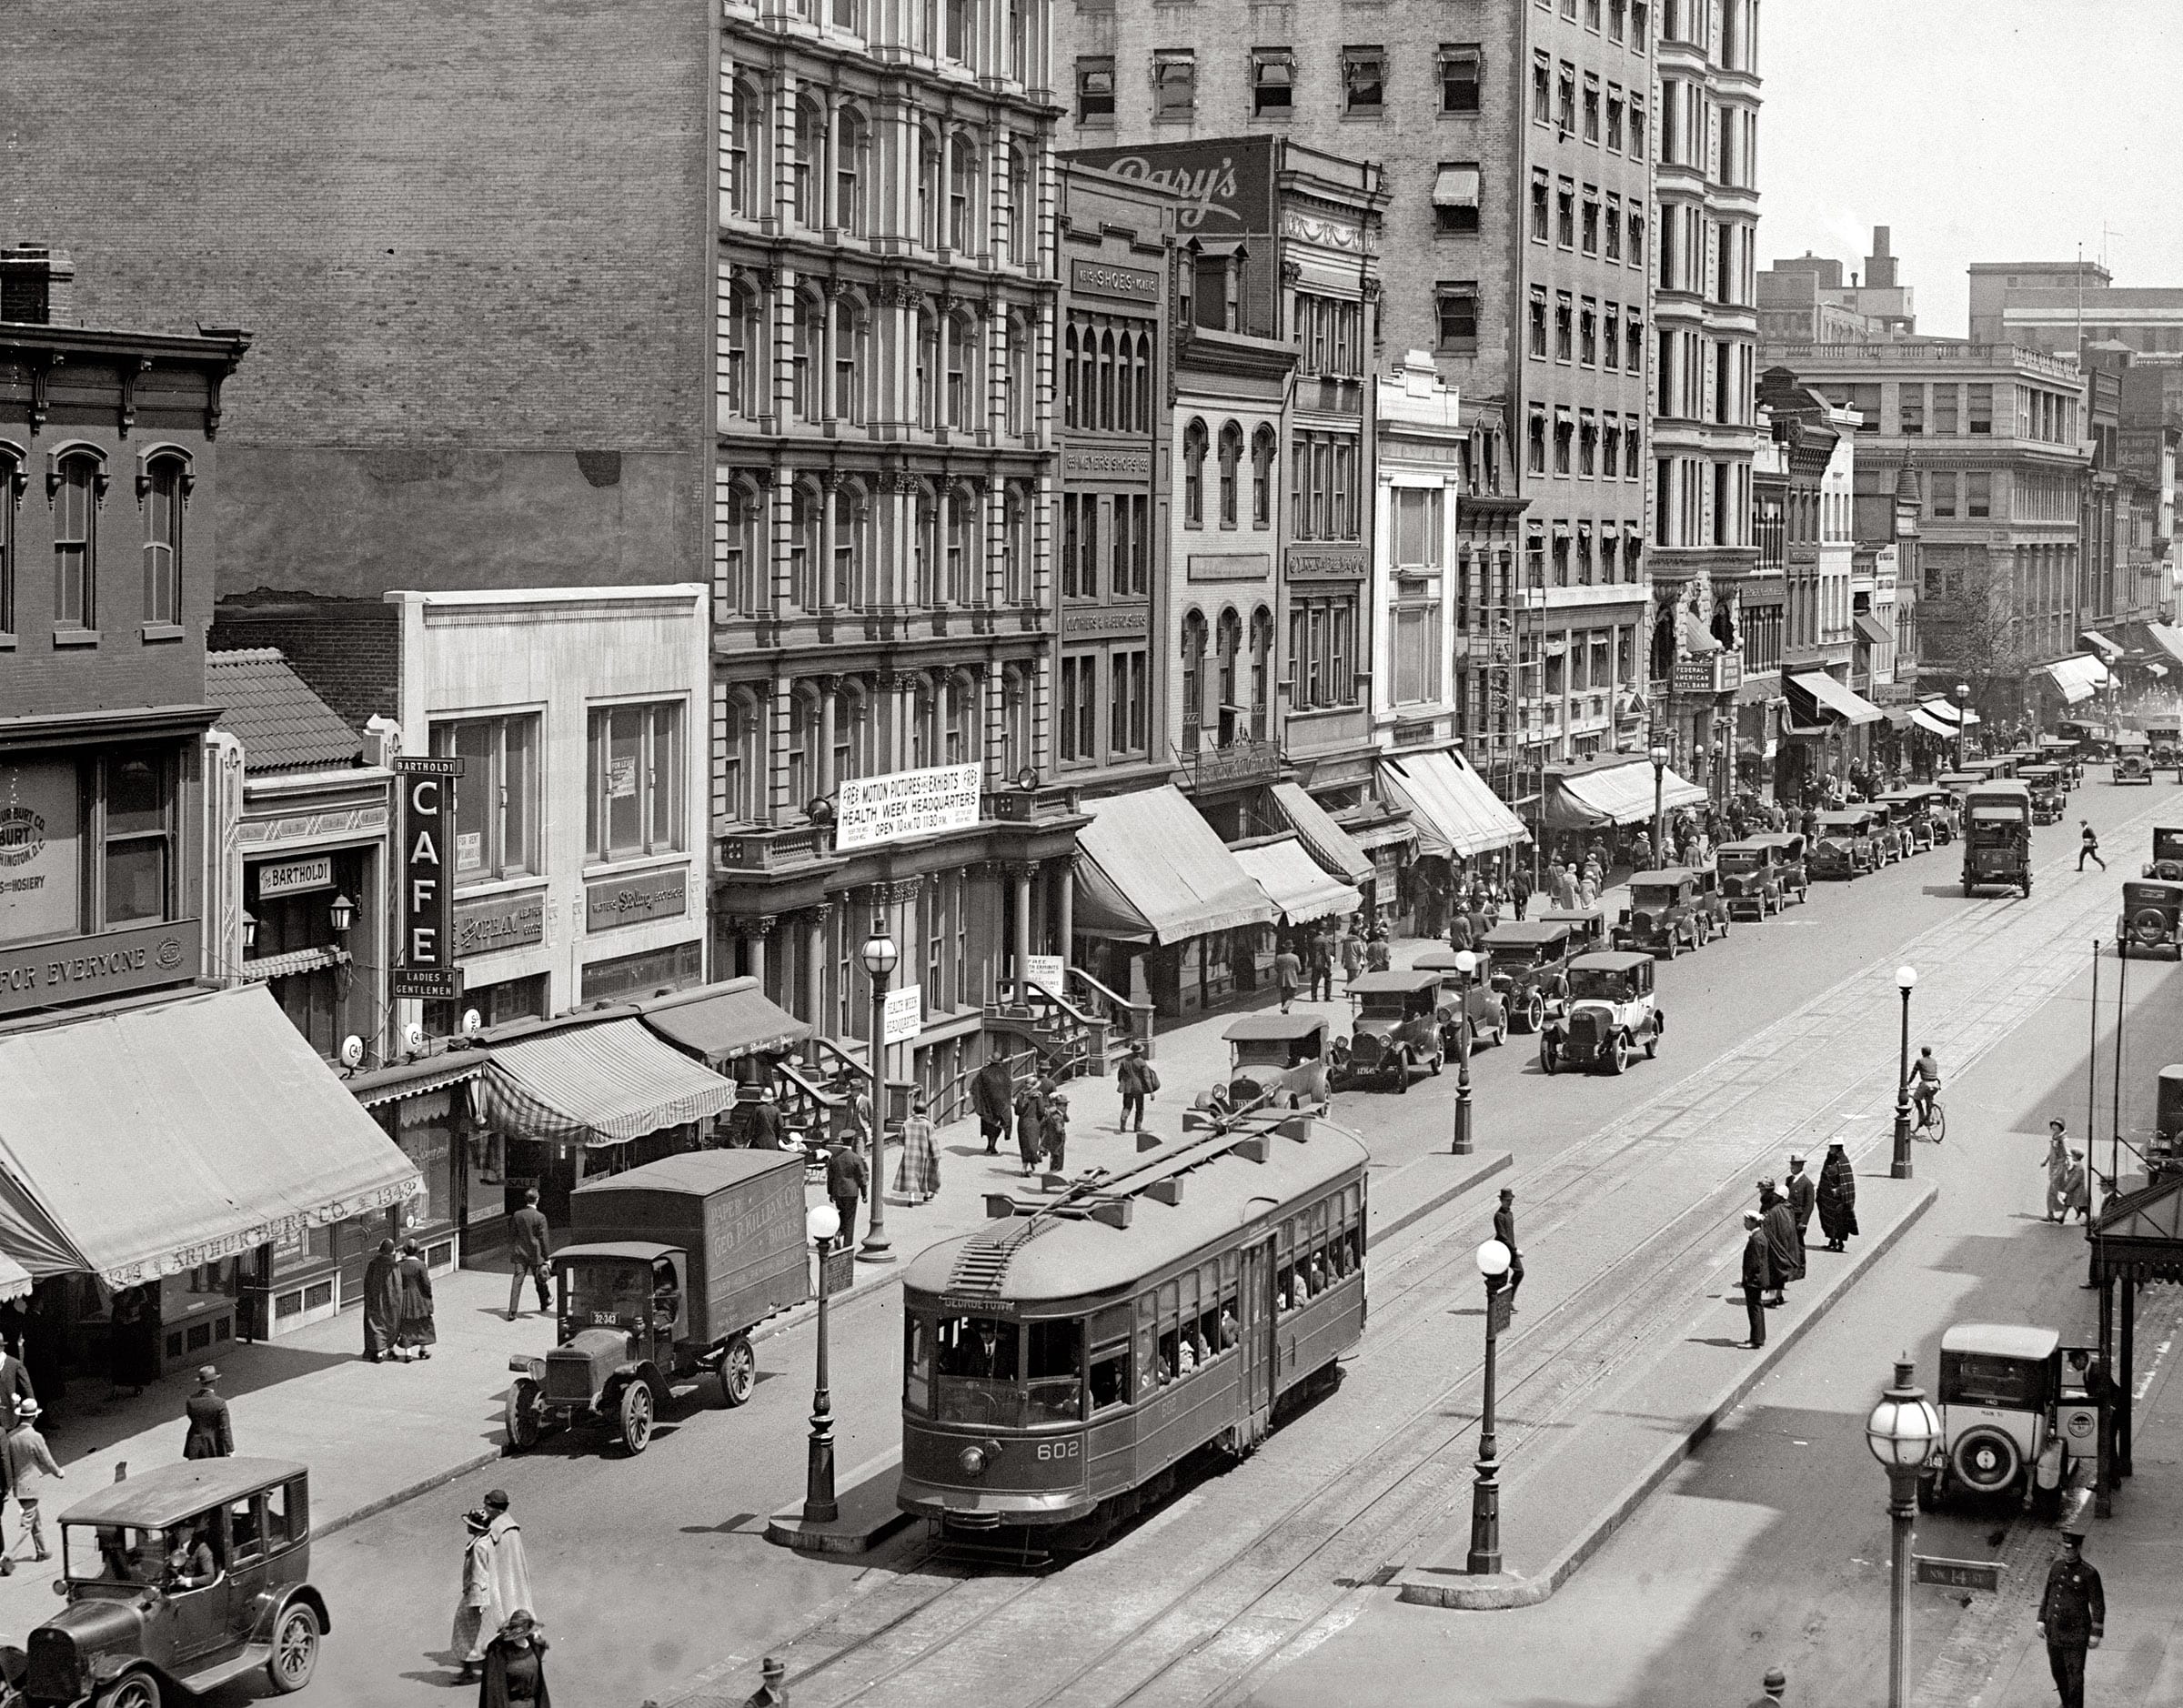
[2079,821,2106,872]
[5,1401,63,1566]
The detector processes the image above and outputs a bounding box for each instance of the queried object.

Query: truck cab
[1962,782,2034,897]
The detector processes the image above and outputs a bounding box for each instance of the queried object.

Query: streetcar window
[1195,1261,1225,1358]
[931,1314,1028,1426]
[1026,1320,1084,1422]
[904,1316,931,1415]
[1137,1294,1158,1392]
[1090,1342,1131,1412]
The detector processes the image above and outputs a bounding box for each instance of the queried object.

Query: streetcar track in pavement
[668,798,2174,1708]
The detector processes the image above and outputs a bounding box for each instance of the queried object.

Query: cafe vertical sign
[391,757,464,1000]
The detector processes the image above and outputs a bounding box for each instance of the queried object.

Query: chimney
[0,245,75,326]
[1865,226,1898,290]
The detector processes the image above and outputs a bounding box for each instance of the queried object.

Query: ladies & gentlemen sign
[834,763,983,851]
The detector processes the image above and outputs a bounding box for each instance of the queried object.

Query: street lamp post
[1450,949,1478,1156]
[1468,1237,1513,1574]
[1954,681,1971,771]
[1649,744,1670,869]
[1891,965,1917,1180]
[859,911,899,1263]
[1864,1357,1943,1708]
[801,1201,843,1525]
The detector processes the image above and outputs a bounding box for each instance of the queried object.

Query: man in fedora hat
[3,1399,61,1566]
[1738,1211,1769,1349]
[2036,1525,2103,1708]
[1492,1189,1524,1313]
[1115,1040,1158,1134]
[182,1365,233,1460]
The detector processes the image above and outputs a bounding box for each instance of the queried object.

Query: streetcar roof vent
[1146,1178,1183,1206]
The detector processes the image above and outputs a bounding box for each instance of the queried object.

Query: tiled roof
[207,648,365,774]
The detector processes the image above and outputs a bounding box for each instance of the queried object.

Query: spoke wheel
[267,1603,321,1693]
[504,1378,541,1452]
[97,1677,162,1708]
[719,1334,757,1407]
[619,1380,657,1455]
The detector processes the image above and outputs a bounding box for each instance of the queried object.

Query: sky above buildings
[1763,0,2183,337]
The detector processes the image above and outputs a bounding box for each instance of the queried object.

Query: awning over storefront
[1909,706,1957,738]
[2145,622,2183,671]
[1786,671,1885,728]
[1917,698,1981,731]
[1680,610,1724,655]
[2043,654,2108,704]
[1233,837,1363,926]
[345,1051,486,1111]
[1544,757,1705,829]
[635,979,811,1064]
[1348,819,1418,852]
[1073,785,1275,945]
[0,985,423,1289]
[1269,781,1373,885]
[1379,751,1529,858]
[1852,612,1894,649]
[476,1017,740,1149]
[2081,630,2125,661]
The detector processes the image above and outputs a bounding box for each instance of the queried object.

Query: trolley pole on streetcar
[1468,1239,1513,1575]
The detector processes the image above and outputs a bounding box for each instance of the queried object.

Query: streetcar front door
[1240,1239,1275,1436]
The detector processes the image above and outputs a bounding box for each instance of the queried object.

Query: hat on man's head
[196,1365,218,1385]
[484,1489,510,1512]
[15,1400,39,1420]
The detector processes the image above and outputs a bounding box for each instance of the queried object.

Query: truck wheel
[504,1377,543,1452]
[619,1380,657,1456]
[719,1333,757,1408]
[267,1603,322,1693]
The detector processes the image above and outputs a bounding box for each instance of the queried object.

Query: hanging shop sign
[392,757,463,1000]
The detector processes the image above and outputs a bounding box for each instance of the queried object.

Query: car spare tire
[2132,908,2168,946]
[1950,1427,2021,1496]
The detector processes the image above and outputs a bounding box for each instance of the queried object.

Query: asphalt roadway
[225,779,2183,1708]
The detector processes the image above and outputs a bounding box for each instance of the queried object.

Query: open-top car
[1715,839,1787,917]
[2113,730,2154,785]
[1912,787,1959,844]
[1538,951,1664,1077]
[1413,948,1511,1052]
[2019,764,2067,824]
[1334,970,1447,1092]
[2040,734,2088,786]
[1193,1014,1333,1121]
[2117,879,2183,959]
[1613,869,1707,958]
[1918,1324,2099,1517]
[1470,920,1582,1032]
[1809,810,1877,879]
[21,1458,327,1707]
[1748,831,1811,900]
[2143,826,2183,880]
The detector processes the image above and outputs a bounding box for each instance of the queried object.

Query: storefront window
[101,750,173,927]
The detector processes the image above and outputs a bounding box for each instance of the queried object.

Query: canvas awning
[2043,655,2108,704]
[1917,698,1981,730]
[1379,751,1529,859]
[2081,630,2125,661]
[1680,610,1724,655]
[1544,758,1705,829]
[1786,671,1885,728]
[1910,706,1957,739]
[2145,622,2183,671]
[344,1051,485,1110]
[1233,837,1363,926]
[635,979,811,1064]
[1853,612,1894,648]
[1432,165,1482,210]
[1269,781,1373,885]
[0,985,422,1289]
[1072,785,1275,945]
[476,1018,740,1148]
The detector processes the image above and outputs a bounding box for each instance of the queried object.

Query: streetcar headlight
[958,1445,989,1478]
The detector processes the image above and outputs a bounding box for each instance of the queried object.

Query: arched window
[1217,421,1243,527]
[833,289,870,425]
[1001,665,1029,778]
[1133,332,1152,430]
[719,475,764,616]
[917,126,942,250]
[792,94,825,228]
[1181,611,1207,754]
[1216,608,1242,746]
[913,306,940,429]
[141,452,188,626]
[944,669,979,766]
[835,105,870,236]
[1062,324,1079,429]
[831,679,867,784]
[910,675,940,769]
[1182,419,1208,527]
[948,133,982,254]
[1001,481,1030,604]
[1711,601,1735,648]
[1250,606,1274,741]
[832,478,870,608]
[791,288,824,422]
[51,448,102,628]
[945,483,980,604]
[720,688,762,825]
[722,272,767,419]
[1004,313,1031,437]
[912,481,941,605]
[787,685,820,811]
[946,306,981,430]
[725,75,764,219]
[790,480,824,610]
[1004,143,1034,268]
[1251,425,1277,528]
[1077,328,1097,431]
[1097,328,1116,431]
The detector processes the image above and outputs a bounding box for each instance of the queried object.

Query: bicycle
[1909,1083,1947,1143]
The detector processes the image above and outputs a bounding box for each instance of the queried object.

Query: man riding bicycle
[1909,1046,1941,1135]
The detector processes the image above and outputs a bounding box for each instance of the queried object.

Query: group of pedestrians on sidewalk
[361,1234,439,1357]
[1737,1145,1856,1349]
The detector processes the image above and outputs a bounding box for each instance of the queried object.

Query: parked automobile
[1468,919,1583,1032]
[1809,810,1878,880]
[1613,869,1705,958]
[2113,730,2154,785]
[1912,787,1960,845]
[1715,839,1787,918]
[1687,867,1735,939]
[2021,765,2067,825]
[1537,952,1664,1077]
[2142,826,2183,880]
[1749,831,1811,899]
[506,1150,809,1455]
[2149,725,2182,776]
[21,1458,327,1707]
[1874,790,1933,853]
[1962,781,2034,898]
[1413,949,1511,1052]
[1534,908,1610,956]
[1191,1014,1333,1124]
[1334,970,1448,1092]
[2039,735,2088,786]
[2117,879,2183,959]
[1918,1324,2099,1517]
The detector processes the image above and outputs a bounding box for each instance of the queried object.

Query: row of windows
[1294,294,1366,379]
[719,268,1036,437]
[1531,53,1650,158]
[721,71,1036,266]
[0,445,191,638]
[1180,420,1281,533]
[1525,172,1648,270]
[1656,330,1755,427]
[1060,492,1152,598]
[1525,408,1645,482]
[1063,316,1155,433]
[1291,432,1363,543]
[715,473,1035,619]
[0,749,177,950]
[1289,598,1361,713]
[1058,647,1150,767]
[1657,204,1754,306]
[1180,605,1277,752]
[1536,0,1654,52]
[1526,527,1645,590]
[1654,455,1755,550]
[765,0,1032,81]
[1927,471,1996,520]
[1528,289,1647,373]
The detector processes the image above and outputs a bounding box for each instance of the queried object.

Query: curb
[1373,1150,1513,1246]
[1396,1177,1939,1610]
[317,1446,508,1541]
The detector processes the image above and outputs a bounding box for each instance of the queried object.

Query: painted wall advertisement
[392,757,462,1000]
[0,759,81,949]
[834,763,982,852]
[1068,136,1277,234]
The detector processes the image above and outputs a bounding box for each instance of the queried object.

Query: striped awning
[2145,622,2183,670]
[476,1018,740,1148]
[1270,781,1373,885]
[1379,750,1529,858]
[1787,672,1885,728]
[2081,630,2125,661]
[635,979,810,1064]
[1233,837,1363,926]
[2043,655,2108,705]
[1910,706,1957,739]
[1545,758,1705,829]
[1072,785,1274,945]
[346,1051,486,1110]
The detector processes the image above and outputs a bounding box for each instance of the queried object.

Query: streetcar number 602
[1035,1440,1081,1461]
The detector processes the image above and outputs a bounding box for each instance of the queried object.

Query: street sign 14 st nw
[1915,1555,2002,1592]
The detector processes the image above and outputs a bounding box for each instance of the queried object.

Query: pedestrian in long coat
[1340,929,1364,984]
[397,1241,437,1360]
[1785,1157,1816,1268]
[2062,1150,2090,1222]
[361,1239,404,1363]
[1758,1181,1799,1303]
[1012,1081,1046,1176]
[893,1092,940,1203]
[1041,1090,1071,1173]
[1816,1143,1858,1250]
[107,1284,157,1397]
[1739,1213,1769,1348]
[451,1509,500,1680]
[971,1054,1014,1157]
[481,1491,534,1621]
[478,1609,551,1708]
[2043,1120,2074,1221]
[181,1365,232,1459]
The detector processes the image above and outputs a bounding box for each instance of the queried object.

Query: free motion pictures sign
[833,763,982,852]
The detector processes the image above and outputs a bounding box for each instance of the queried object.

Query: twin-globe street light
[1865,1357,1943,1708]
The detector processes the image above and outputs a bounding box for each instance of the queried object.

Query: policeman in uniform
[2035,1526,2104,1708]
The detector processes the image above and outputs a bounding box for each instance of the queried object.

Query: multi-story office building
[1740,407,1787,792]
[1054,0,1657,796]
[1757,228,1917,346]
[1649,0,1763,790]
